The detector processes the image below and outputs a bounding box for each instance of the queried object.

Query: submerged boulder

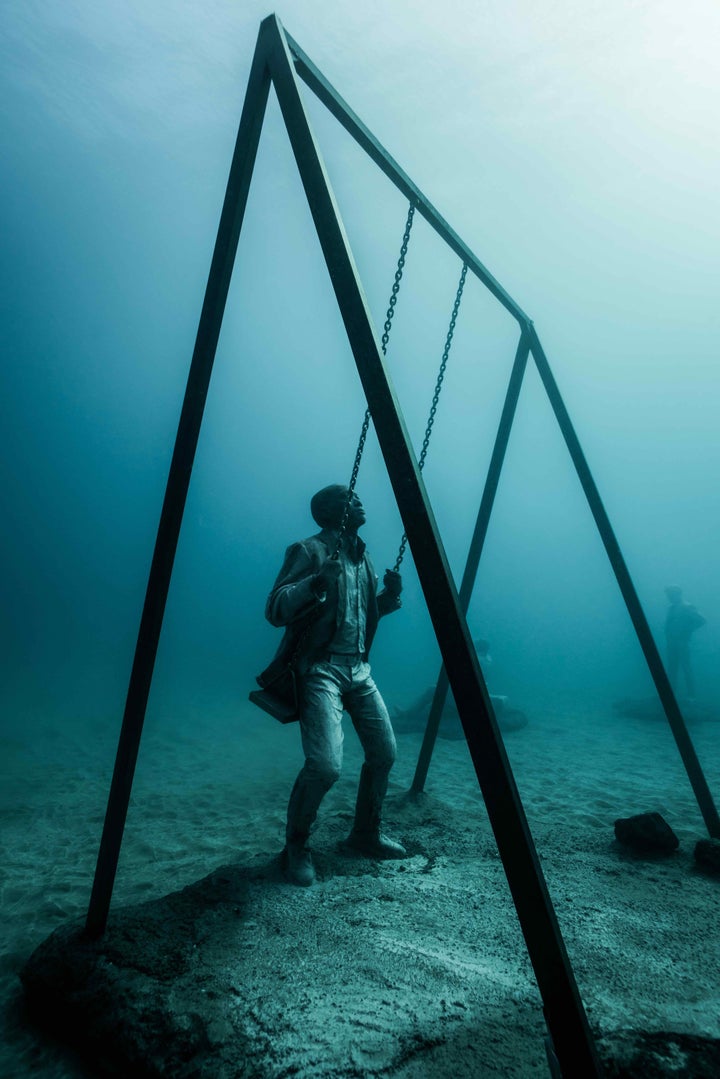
[614,812,679,854]
[694,838,720,875]
[597,1029,720,1078]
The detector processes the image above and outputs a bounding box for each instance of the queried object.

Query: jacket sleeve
[265,541,324,627]
[377,588,402,617]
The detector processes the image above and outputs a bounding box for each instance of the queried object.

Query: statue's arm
[265,542,323,627]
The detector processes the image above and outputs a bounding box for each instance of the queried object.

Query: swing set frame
[85,14,719,1077]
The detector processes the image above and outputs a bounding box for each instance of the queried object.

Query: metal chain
[393,261,468,572]
[279,202,417,672]
[333,201,416,557]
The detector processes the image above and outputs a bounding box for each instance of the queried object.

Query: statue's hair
[310,484,348,528]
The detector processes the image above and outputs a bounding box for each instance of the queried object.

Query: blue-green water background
[2,1,718,730]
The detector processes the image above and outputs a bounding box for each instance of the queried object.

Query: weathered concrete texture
[20,794,720,1078]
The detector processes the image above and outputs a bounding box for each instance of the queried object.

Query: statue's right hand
[313,558,342,594]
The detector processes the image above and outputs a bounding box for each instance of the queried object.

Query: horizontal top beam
[285,31,531,327]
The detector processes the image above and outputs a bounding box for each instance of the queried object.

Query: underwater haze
[2,0,720,722]
[2,0,720,1073]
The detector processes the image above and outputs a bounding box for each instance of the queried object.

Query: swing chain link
[393,261,468,572]
[334,202,417,557]
[381,202,415,356]
[418,262,467,471]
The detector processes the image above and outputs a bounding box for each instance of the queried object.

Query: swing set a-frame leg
[413,318,720,842]
[88,13,720,1076]
[84,21,273,941]
[527,324,720,840]
[262,17,603,1078]
[412,327,530,794]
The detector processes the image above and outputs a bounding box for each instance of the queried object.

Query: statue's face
[329,490,366,531]
[346,493,366,531]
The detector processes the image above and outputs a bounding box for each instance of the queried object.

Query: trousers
[285,660,397,844]
[667,641,695,698]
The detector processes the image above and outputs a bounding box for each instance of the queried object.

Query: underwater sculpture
[392,685,529,739]
[664,585,706,699]
[261,484,407,887]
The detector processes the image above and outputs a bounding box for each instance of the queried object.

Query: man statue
[664,585,706,700]
[264,484,406,886]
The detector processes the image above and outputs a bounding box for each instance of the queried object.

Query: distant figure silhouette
[473,637,492,666]
[664,585,706,699]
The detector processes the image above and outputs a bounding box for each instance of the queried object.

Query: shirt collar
[319,528,366,561]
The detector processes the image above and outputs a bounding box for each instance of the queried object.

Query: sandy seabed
[2,687,720,1077]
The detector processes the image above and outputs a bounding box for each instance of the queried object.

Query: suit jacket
[260,528,400,682]
[665,602,706,645]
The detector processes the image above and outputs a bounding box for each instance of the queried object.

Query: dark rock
[694,838,720,875]
[614,812,679,853]
[597,1029,720,1077]
[21,912,219,1078]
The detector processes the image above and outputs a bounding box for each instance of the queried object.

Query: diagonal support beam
[285,31,530,326]
[412,327,531,792]
[289,20,719,843]
[85,13,718,1076]
[264,16,602,1076]
[412,318,720,842]
[84,22,273,939]
[528,325,720,839]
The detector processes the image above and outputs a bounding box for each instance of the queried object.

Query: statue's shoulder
[301,531,331,548]
[289,532,332,561]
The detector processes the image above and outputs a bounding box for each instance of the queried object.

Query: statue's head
[310,485,365,531]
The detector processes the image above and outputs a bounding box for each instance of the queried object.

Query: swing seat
[249,662,300,724]
[249,687,299,723]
